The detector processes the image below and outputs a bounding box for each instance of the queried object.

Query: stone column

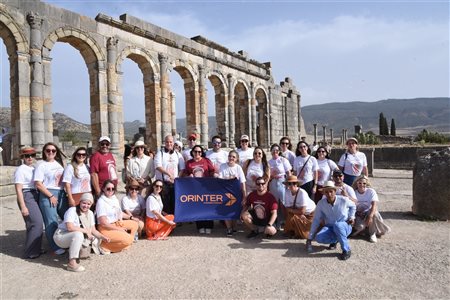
[330,128,334,146]
[342,129,345,145]
[106,37,120,155]
[250,82,257,146]
[227,74,236,148]
[171,92,177,137]
[27,12,46,150]
[313,123,318,144]
[322,125,327,144]
[344,129,348,142]
[267,87,273,147]
[159,54,170,140]
[198,66,208,146]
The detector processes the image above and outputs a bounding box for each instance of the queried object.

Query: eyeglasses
[213,141,221,145]
[254,152,262,155]
[281,142,289,145]
[287,182,297,186]
[23,154,36,158]
[105,187,115,192]
[76,152,87,157]
[136,146,144,150]
[357,182,367,185]
[100,142,110,147]
[193,150,202,154]
[154,185,163,188]
[45,149,57,153]
[241,140,249,143]
[317,150,326,153]
[256,182,266,186]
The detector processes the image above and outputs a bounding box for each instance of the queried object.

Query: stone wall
[412,147,450,220]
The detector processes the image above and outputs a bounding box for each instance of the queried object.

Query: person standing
[313,146,338,203]
[279,136,296,167]
[306,181,356,261]
[182,133,198,162]
[63,147,91,207]
[338,137,368,186]
[14,146,44,259]
[154,135,185,215]
[236,134,254,166]
[293,141,318,198]
[205,135,228,177]
[90,136,118,198]
[243,146,270,195]
[126,140,154,197]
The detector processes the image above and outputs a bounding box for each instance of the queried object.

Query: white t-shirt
[284,188,316,214]
[182,148,193,162]
[127,155,154,180]
[58,207,81,231]
[236,147,254,166]
[316,159,338,186]
[154,150,185,182]
[34,160,64,190]
[62,164,91,193]
[338,151,367,176]
[14,164,35,189]
[121,195,145,216]
[146,193,163,219]
[96,194,122,224]
[218,163,246,183]
[355,187,379,213]
[293,155,318,184]
[268,157,292,179]
[282,150,296,167]
[336,183,357,201]
[245,160,265,191]
[206,149,229,173]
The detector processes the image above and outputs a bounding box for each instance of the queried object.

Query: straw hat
[126,179,140,189]
[319,180,337,192]
[20,146,36,156]
[283,175,302,186]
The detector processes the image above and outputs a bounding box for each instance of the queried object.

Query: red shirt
[89,151,118,187]
[246,191,278,221]
[184,158,215,178]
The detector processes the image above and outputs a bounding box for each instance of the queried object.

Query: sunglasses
[100,142,110,147]
[254,152,262,155]
[154,185,163,188]
[23,154,36,158]
[136,146,144,149]
[105,187,115,192]
[213,141,221,145]
[281,142,289,145]
[45,149,57,153]
[129,187,139,191]
[317,150,326,153]
[241,140,249,143]
[357,182,367,185]
[287,182,297,186]
[256,182,266,186]
[193,150,202,154]
[76,152,87,157]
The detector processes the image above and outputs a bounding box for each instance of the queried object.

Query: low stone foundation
[412,147,450,220]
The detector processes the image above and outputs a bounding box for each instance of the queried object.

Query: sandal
[67,264,85,272]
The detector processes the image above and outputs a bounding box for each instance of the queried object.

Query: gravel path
[1,169,449,299]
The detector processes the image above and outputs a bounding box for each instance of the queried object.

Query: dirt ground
[1,169,449,299]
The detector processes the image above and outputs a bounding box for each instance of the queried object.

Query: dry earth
[1,169,449,299]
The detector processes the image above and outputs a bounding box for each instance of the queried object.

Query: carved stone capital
[107,37,118,49]
[158,53,168,64]
[27,12,43,29]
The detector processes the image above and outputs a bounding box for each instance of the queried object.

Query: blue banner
[174,177,243,222]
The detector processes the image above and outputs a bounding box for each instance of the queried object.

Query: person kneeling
[283,175,316,239]
[145,180,176,240]
[240,177,277,238]
[306,181,356,260]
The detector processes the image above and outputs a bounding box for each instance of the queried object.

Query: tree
[379,112,389,135]
[390,118,396,136]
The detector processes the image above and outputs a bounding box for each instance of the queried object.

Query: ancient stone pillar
[342,129,345,145]
[107,37,120,154]
[171,92,177,137]
[227,74,236,148]
[250,82,257,146]
[322,125,327,144]
[267,87,273,147]
[27,12,46,150]
[330,128,334,145]
[198,66,208,146]
[313,124,318,144]
[159,54,170,140]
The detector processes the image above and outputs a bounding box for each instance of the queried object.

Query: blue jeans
[315,221,352,252]
[38,189,68,251]
[269,177,286,225]
[343,173,357,186]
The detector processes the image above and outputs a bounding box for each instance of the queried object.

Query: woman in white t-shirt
[219,150,247,236]
[126,140,155,197]
[96,180,138,252]
[243,146,270,195]
[352,175,391,243]
[293,141,318,199]
[14,146,44,259]
[34,142,68,255]
[121,179,146,238]
[313,146,338,203]
[63,147,91,207]
[54,193,109,272]
[279,136,296,167]
[145,180,176,240]
[338,137,368,186]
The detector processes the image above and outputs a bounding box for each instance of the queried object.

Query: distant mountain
[302,97,450,136]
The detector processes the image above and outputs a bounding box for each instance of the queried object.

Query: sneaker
[246,230,259,239]
[226,228,233,236]
[369,234,377,243]
[54,248,66,255]
[338,250,352,261]
[327,243,337,250]
[67,264,85,272]
[205,228,212,235]
[99,246,111,255]
[199,228,206,234]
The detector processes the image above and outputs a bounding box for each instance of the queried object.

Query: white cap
[240,134,250,141]
[99,136,111,143]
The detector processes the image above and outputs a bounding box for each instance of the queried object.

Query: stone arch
[233,79,250,145]
[0,8,30,160]
[207,70,227,139]
[116,46,160,149]
[41,27,107,143]
[171,60,199,136]
[255,86,269,147]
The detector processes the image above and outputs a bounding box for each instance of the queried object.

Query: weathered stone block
[413,147,450,220]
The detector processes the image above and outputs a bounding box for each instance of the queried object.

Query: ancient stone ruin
[412,147,450,220]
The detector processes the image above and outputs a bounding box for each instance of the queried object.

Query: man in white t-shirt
[205,135,228,177]
[236,134,254,166]
[331,169,357,203]
[182,133,198,162]
[154,135,185,215]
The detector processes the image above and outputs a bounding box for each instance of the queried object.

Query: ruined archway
[255,86,269,147]
[233,80,250,146]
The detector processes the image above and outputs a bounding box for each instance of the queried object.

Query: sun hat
[346,137,358,145]
[319,180,337,192]
[188,133,197,141]
[240,134,250,141]
[126,179,140,189]
[283,175,302,186]
[134,140,146,148]
[20,146,36,156]
[79,193,94,204]
[99,136,111,143]
[175,141,183,148]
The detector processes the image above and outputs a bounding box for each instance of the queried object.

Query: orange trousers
[98,220,138,252]
[146,215,175,240]
[284,212,314,239]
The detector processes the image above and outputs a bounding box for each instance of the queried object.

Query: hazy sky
[1,0,449,124]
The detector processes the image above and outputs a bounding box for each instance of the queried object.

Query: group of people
[15,133,391,272]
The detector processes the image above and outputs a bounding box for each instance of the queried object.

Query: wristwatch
[267,223,272,227]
